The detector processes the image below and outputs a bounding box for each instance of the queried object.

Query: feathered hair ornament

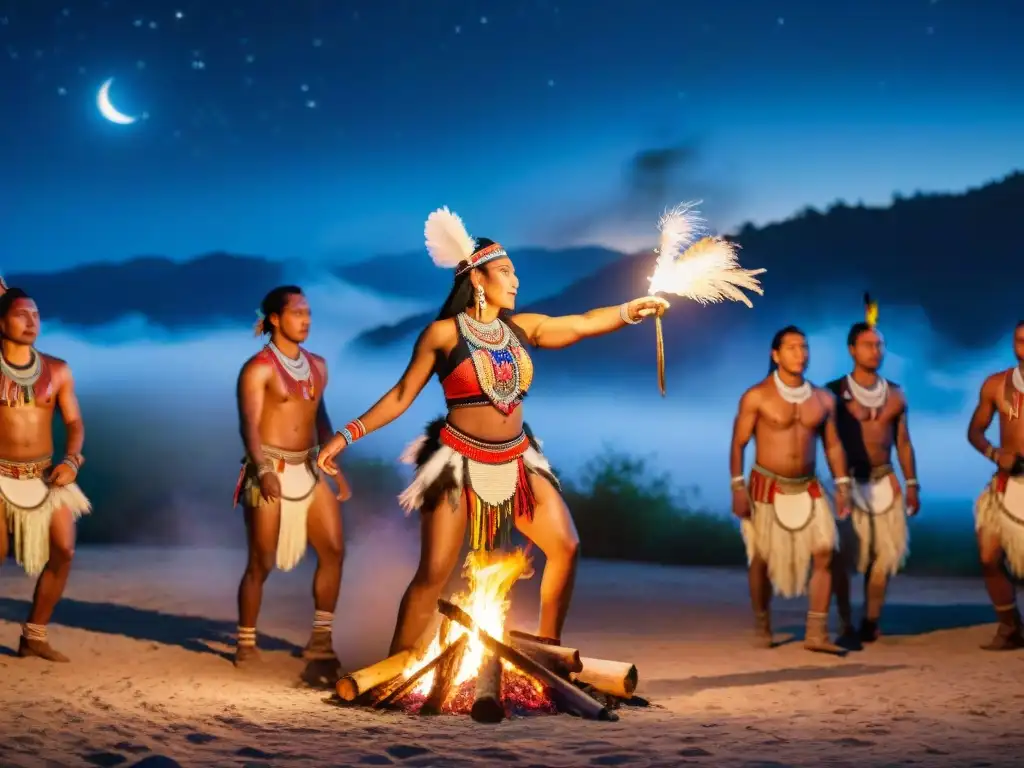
[864,291,879,328]
[424,206,477,270]
[646,201,768,395]
[0,275,7,295]
[252,308,265,337]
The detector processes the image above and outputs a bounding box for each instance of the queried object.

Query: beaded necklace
[0,349,42,406]
[457,313,525,414]
[773,370,812,404]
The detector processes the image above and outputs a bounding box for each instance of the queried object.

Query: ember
[336,548,639,721]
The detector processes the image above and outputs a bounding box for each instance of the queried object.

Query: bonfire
[336,548,639,722]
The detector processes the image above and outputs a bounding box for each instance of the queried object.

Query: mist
[34,270,1012,548]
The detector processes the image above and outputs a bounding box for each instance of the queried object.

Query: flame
[400,548,537,697]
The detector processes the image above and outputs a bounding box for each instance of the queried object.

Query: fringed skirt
[975,471,1024,578]
[846,465,909,577]
[398,418,559,551]
[233,445,319,572]
[740,464,837,599]
[0,458,91,577]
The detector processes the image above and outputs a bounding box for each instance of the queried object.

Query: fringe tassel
[467,487,518,552]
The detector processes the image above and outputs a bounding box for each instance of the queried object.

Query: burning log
[420,620,467,716]
[376,635,470,709]
[575,657,639,699]
[471,652,505,723]
[438,599,616,721]
[508,635,582,677]
[336,650,413,701]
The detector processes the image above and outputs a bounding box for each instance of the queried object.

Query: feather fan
[424,206,477,268]
[650,236,766,307]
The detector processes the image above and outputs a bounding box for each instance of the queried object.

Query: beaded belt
[440,423,529,464]
[749,464,822,503]
[0,457,51,480]
[261,445,319,466]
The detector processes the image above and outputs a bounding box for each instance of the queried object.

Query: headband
[423,206,507,276]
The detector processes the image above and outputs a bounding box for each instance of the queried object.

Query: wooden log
[438,599,616,721]
[471,652,505,723]
[376,635,470,709]
[420,620,467,716]
[508,629,559,645]
[508,635,582,677]
[336,650,414,701]
[574,657,639,699]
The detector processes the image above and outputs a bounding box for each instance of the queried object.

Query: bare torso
[251,354,326,451]
[830,378,906,478]
[0,353,65,461]
[994,369,1024,457]
[751,378,831,478]
[435,317,526,443]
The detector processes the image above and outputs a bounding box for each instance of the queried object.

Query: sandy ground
[1,544,1022,768]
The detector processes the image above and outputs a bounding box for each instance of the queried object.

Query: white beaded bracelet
[620,302,640,325]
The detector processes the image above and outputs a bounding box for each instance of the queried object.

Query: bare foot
[233,645,262,667]
[18,636,70,663]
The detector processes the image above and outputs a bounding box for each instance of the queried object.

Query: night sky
[3,0,1023,271]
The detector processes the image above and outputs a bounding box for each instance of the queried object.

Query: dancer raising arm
[318,207,667,654]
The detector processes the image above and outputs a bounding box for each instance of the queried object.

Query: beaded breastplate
[453,313,534,415]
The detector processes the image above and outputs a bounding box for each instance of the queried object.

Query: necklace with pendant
[847,374,887,419]
[773,370,812,404]
[0,349,41,406]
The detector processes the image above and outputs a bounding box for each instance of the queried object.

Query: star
[300,83,310,92]
[926,26,935,35]
[777,17,785,26]
[480,16,488,24]
[454,25,462,34]
[547,79,555,87]
[56,86,67,96]
[174,10,184,19]
[305,100,317,109]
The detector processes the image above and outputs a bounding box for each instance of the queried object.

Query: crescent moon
[97,78,137,125]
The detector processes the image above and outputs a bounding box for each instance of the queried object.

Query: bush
[562,450,745,567]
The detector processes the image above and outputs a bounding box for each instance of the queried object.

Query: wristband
[256,462,273,478]
[985,445,998,462]
[61,453,83,472]
[730,475,745,489]
[835,476,851,486]
[906,478,919,487]
[339,418,367,446]
[620,302,641,325]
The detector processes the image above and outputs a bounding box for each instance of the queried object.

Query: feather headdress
[424,206,510,276]
[424,207,477,269]
[0,275,7,296]
[648,202,765,307]
[864,291,879,327]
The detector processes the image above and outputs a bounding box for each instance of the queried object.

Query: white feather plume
[649,236,766,308]
[657,201,705,261]
[424,206,476,268]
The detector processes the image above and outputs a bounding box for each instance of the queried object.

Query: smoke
[543,140,741,249]
[32,269,1013,559]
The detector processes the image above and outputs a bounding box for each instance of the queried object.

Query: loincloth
[740,464,837,599]
[398,417,559,552]
[233,445,320,572]
[0,457,91,577]
[842,464,909,577]
[975,471,1024,578]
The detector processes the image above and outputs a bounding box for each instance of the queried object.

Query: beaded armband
[339,418,367,446]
